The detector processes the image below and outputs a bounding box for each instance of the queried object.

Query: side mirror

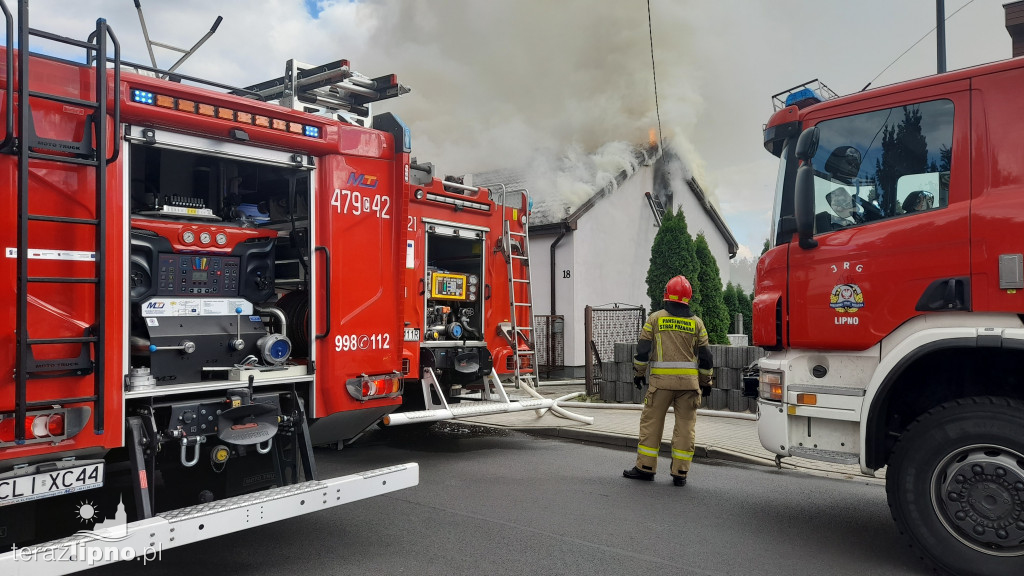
[794,125,819,161]
[794,127,819,249]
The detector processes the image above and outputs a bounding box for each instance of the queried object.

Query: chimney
[1006,1,1024,57]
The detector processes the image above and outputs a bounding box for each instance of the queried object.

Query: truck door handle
[915,276,971,312]
[315,246,330,339]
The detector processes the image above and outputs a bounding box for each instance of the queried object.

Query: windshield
[805,99,954,234]
[770,142,788,249]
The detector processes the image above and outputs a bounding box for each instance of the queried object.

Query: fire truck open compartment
[126,135,314,388]
[424,230,486,342]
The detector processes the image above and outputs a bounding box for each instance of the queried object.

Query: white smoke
[14,0,710,204]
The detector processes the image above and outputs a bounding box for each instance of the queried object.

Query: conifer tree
[723,282,739,333]
[735,285,753,339]
[645,208,700,313]
[694,233,729,344]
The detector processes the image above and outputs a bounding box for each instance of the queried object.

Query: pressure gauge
[216,232,228,246]
[199,232,212,244]
[182,231,195,244]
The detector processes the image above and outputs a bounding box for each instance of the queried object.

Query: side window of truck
[809,99,954,235]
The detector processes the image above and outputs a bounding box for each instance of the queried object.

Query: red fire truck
[0,1,418,570]
[380,164,553,428]
[755,27,1024,576]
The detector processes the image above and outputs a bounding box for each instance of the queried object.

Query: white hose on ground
[517,380,595,424]
[556,400,758,421]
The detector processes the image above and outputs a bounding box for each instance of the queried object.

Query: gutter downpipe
[549,220,571,315]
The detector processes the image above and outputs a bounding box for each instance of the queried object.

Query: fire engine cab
[755,19,1024,576]
[0,2,418,570]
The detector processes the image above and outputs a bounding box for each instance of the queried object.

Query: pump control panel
[158,254,241,296]
[429,271,478,301]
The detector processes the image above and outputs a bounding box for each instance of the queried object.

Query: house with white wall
[472,145,737,377]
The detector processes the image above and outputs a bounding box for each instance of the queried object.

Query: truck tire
[886,396,1024,576]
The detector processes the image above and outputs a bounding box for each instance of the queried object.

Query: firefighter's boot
[623,466,655,481]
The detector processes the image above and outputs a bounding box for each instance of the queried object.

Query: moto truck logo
[347,173,379,189]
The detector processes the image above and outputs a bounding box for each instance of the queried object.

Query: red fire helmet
[663,275,692,304]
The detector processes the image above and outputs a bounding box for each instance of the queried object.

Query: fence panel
[584,304,646,395]
[533,315,564,378]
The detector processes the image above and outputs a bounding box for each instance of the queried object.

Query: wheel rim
[931,443,1024,556]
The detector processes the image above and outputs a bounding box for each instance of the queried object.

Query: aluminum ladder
[500,188,537,389]
[7,0,120,441]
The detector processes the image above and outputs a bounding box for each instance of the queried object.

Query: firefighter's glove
[699,371,713,398]
[633,356,648,390]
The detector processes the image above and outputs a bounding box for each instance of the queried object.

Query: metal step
[0,464,419,575]
[788,446,859,465]
[28,277,99,284]
[28,214,100,225]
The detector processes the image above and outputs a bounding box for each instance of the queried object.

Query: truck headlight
[759,370,783,401]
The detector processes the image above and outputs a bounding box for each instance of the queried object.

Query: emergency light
[785,87,821,108]
[129,85,322,139]
[131,89,155,105]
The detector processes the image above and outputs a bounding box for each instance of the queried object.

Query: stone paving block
[727,389,747,412]
[600,361,617,382]
[710,345,727,366]
[631,383,646,404]
[614,342,635,363]
[615,381,632,403]
[744,346,765,365]
[708,388,728,410]
[617,361,633,383]
[716,367,740,390]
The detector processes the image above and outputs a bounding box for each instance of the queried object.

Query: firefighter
[623,275,713,487]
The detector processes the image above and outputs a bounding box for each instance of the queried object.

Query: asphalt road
[100,423,929,576]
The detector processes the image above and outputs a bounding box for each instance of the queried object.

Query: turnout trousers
[634,386,700,477]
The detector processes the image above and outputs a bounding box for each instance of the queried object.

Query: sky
[8,0,1013,266]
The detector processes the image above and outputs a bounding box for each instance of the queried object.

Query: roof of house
[470,144,739,257]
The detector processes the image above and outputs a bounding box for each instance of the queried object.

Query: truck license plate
[404,328,420,341]
[0,463,104,507]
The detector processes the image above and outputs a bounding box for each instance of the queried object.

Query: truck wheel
[886,396,1024,576]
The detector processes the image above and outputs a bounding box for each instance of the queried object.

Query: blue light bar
[132,89,155,105]
[304,125,320,138]
[785,88,820,108]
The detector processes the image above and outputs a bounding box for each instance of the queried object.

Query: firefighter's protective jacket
[638,309,711,391]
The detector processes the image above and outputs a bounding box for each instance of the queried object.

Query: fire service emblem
[830,283,864,313]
